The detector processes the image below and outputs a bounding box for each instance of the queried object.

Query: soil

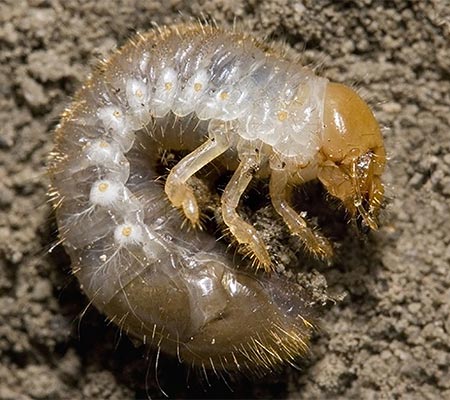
[1,0,449,399]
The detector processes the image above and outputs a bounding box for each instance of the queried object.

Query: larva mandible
[48,23,386,373]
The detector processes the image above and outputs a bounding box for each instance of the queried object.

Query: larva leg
[165,136,229,226]
[221,154,272,271]
[269,168,333,260]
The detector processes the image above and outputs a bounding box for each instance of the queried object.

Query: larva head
[319,83,386,231]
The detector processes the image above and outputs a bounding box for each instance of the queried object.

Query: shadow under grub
[78,311,312,400]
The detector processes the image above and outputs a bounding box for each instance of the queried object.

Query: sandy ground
[1,0,449,399]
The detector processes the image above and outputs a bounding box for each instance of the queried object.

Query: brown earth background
[1,0,449,399]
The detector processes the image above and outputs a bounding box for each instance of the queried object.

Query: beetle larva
[48,23,385,373]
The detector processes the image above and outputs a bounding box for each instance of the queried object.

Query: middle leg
[221,153,272,271]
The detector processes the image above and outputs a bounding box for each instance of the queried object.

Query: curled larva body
[48,23,385,373]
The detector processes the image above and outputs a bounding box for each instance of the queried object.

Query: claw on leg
[165,136,228,226]
[269,168,333,260]
[221,154,272,271]
[167,183,199,226]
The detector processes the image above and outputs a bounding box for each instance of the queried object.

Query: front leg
[165,135,229,226]
[221,153,272,271]
[269,168,333,260]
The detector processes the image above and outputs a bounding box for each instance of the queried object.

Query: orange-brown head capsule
[318,83,386,231]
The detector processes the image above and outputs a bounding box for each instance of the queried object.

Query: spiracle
[48,23,385,374]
